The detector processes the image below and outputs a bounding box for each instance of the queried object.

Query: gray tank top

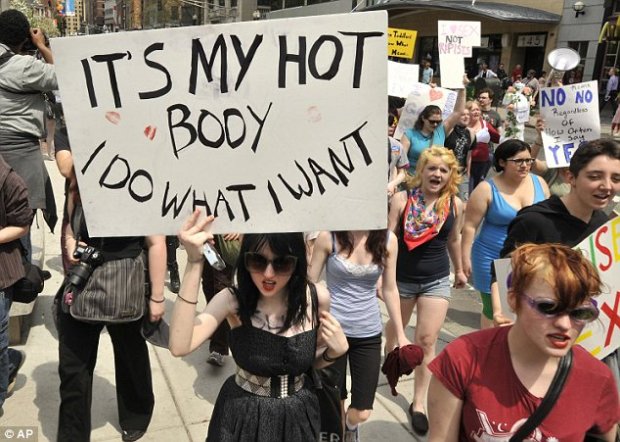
[326,233,384,338]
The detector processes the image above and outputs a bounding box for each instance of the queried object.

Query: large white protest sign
[394,83,457,140]
[540,81,600,169]
[51,12,388,236]
[388,60,419,98]
[494,217,620,360]
[437,20,480,89]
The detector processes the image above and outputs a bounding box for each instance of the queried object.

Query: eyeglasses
[244,252,298,275]
[426,119,442,126]
[506,158,536,166]
[520,293,599,323]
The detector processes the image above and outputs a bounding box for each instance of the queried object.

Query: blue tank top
[326,234,384,338]
[405,124,446,174]
[471,174,546,293]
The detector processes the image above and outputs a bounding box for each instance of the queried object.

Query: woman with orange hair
[428,243,620,441]
[385,146,466,436]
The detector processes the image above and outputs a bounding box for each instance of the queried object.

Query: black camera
[68,245,104,289]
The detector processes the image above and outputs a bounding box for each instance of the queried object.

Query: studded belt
[235,366,305,399]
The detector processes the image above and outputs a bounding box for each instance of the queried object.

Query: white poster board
[51,12,388,236]
[437,20,480,89]
[494,218,620,360]
[388,60,419,98]
[394,83,457,140]
[540,81,601,169]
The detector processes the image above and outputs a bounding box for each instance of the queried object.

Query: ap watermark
[0,427,38,441]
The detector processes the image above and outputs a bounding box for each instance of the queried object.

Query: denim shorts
[397,275,451,300]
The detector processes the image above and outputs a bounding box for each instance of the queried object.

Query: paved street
[2,110,614,441]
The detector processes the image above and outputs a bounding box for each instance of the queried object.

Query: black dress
[207,325,320,441]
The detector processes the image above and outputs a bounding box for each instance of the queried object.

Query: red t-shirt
[429,327,620,441]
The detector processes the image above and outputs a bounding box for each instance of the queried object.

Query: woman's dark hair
[0,10,30,49]
[569,139,620,177]
[414,105,442,131]
[234,233,308,333]
[493,139,531,172]
[334,230,388,266]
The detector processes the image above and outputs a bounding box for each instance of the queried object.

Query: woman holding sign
[428,243,620,441]
[461,139,549,329]
[169,213,348,442]
[401,76,469,175]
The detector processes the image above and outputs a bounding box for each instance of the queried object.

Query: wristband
[322,348,338,363]
[149,297,165,303]
[177,294,198,305]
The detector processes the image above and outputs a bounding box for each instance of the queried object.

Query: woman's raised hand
[178,209,215,263]
[319,311,349,358]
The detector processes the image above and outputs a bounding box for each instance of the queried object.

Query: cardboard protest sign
[387,27,416,59]
[494,217,620,360]
[540,81,600,168]
[388,60,419,98]
[51,12,388,236]
[437,20,480,89]
[394,83,457,140]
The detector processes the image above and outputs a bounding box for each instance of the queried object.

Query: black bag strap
[509,350,573,442]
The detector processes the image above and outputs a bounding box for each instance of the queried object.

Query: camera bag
[65,204,147,323]
[67,251,147,323]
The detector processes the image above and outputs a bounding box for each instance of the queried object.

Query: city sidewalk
[2,161,481,441]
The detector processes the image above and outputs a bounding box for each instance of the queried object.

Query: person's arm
[169,210,235,356]
[388,191,407,234]
[31,28,53,64]
[461,182,491,279]
[145,235,166,322]
[55,150,74,180]
[387,167,407,196]
[529,117,549,176]
[0,175,31,244]
[382,233,410,347]
[400,131,411,158]
[488,69,498,79]
[313,283,348,369]
[428,376,462,442]
[443,75,470,134]
[447,198,467,288]
[308,231,331,283]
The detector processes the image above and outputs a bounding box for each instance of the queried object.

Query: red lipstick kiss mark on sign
[429,89,443,102]
[144,126,157,140]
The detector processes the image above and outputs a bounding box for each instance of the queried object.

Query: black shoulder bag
[509,350,572,442]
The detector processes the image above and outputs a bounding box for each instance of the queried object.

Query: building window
[566,41,587,84]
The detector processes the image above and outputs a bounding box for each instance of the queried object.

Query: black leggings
[332,334,382,410]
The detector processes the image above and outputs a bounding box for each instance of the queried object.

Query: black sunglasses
[521,294,599,323]
[244,252,298,275]
[426,119,442,126]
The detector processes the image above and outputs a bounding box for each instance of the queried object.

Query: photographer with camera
[0,9,57,260]
[54,134,166,442]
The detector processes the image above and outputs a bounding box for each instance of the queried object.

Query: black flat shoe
[408,404,429,435]
[122,430,146,442]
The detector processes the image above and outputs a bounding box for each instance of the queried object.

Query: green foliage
[8,0,60,37]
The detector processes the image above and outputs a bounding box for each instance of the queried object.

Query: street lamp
[252,9,260,20]
[573,1,585,18]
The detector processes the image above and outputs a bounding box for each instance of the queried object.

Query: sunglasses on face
[506,158,536,166]
[426,119,442,126]
[244,252,298,275]
[521,293,599,323]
